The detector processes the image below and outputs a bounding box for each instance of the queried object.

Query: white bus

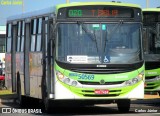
[5,2,144,113]
[0,26,5,70]
[0,26,6,88]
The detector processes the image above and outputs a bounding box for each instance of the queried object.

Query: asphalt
[0,94,17,103]
[0,93,159,103]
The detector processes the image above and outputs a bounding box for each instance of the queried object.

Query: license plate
[94,89,109,94]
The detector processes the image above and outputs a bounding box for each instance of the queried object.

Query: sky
[0,0,159,25]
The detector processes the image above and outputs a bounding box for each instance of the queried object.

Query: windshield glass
[143,25,160,61]
[56,23,142,64]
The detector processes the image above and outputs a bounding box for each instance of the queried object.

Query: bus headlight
[138,71,144,80]
[138,73,143,80]
[72,81,78,86]
[125,71,144,86]
[125,81,132,86]
[57,72,64,80]
[64,78,70,84]
[125,78,139,86]
[132,78,138,84]
[56,71,79,87]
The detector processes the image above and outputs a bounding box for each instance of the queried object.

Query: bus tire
[42,78,52,113]
[17,73,23,106]
[44,96,52,113]
[117,99,130,113]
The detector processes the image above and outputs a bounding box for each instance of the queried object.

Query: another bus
[0,26,5,69]
[5,2,144,112]
[0,26,6,88]
[143,8,160,95]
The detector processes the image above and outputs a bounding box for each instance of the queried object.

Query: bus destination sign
[67,6,133,18]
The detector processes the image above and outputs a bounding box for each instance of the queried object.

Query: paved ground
[145,95,159,99]
[0,91,159,115]
[0,100,160,116]
[0,92,159,104]
[0,93,17,103]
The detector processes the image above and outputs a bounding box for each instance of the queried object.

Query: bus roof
[7,6,56,22]
[7,2,141,22]
[0,26,6,34]
[56,2,141,10]
[143,8,160,12]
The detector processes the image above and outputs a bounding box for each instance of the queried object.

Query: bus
[143,8,160,95]
[5,2,144,112]
[0,26,5,72]
[0,26,6,88]
[0,26,5,69]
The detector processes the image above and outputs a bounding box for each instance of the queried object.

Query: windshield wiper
[103,20,123,53]
[77,21,99,53]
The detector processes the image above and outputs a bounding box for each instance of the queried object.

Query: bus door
[42,18,54,98]
[11,24,17,92]
[24,22,30,95]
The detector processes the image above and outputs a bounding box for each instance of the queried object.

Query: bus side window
[20,21,25,52]
[45,17,48,52]
[7,23,12,53]
[17,21,21,52]
[36,18,42,51]
[30,19,37,52]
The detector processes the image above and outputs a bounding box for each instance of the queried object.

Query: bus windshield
[57,23,142,64]
[143,26,160,61]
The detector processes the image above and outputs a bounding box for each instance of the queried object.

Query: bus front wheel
[17,73,23,106]
[117,99,130,113]
[42,78,52,113]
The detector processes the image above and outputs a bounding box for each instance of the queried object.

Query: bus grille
[145,83,159,90]
[78,81,124,85]
[70,68,132,74]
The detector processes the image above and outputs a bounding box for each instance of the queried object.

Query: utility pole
[66,0,70,3]
[22,0,24,12]
[146,0,149,8]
